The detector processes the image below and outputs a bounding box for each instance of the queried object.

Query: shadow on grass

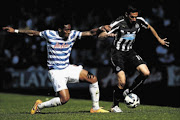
[20,111,90,115]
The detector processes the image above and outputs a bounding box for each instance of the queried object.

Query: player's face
[128,12,138,23]
[63,24,71,38]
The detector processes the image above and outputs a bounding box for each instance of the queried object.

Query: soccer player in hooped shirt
[98,6,170,112]
[3,24,110,113]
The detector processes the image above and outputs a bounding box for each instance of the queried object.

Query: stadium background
[0,0,179,107]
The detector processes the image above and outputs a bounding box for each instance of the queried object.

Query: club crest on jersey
[116,66,121,71]
[135,23,140,29]
[54,42,70,48]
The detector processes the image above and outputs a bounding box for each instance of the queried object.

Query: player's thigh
[136,64,150,76]
[117,70,126,88]
[48,70,68,92]
[66,65,83,83]
[128,50,150,76]
[79,69,97,84]
[128,50,146,70]
[110,51,125,73]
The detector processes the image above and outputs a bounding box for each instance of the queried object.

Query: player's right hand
[101,25,111,32]
[2,27,15,33]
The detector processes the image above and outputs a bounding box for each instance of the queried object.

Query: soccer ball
[124,93,140,108]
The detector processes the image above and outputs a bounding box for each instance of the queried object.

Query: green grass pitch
[0,92,180,120]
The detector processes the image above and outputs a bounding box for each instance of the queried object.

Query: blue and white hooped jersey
[40,30,82,70]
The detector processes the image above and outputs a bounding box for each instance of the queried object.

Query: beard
[132,21,136,25]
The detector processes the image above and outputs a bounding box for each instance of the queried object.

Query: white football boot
[111,106,123,113]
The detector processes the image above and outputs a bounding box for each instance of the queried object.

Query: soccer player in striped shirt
[3,24,109,113]
[99,5,169,112]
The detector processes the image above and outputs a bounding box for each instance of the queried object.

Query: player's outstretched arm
[81,26,116,38]
[2,27,40,36]
[98,25,116,40]
[81,28,100,37]
[148,25,170,47]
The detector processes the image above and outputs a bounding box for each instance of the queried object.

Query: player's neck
[58,31,69,40]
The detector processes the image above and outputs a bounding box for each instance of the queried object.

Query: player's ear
[58,28,62,32]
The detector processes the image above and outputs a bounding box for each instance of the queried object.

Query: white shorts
[48,65,83,92]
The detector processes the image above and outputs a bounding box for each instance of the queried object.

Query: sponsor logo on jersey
[54,42,70,48]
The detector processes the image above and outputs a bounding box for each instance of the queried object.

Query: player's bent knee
[118,81,126,88]
[91,76,97,83]
[87,71,97,83]
[143,71,150,77]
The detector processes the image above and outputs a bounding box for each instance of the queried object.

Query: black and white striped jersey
[109,16,149,51]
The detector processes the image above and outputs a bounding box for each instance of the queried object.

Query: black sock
[129,74,148,92]
[112,86,124,107]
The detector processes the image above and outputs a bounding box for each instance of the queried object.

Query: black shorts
[110,48,146,73]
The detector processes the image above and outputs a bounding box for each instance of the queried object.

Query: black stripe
[119,39,126,50]
[125,40,131,51]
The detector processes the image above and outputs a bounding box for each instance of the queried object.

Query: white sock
[89,82,100,110]
[38,97,61,109]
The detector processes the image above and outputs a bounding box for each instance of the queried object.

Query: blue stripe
[48,65,69,70]
[48,57,69,61]
[44,31,49,39]
[77,31,81,39]
[70,31,76,39]
[48,61,69,66]
[44,31,62,40]
[42,31,48,39]
[53,47,70,51]
[48,51,70,56]
[49,31,56,36]
[48,41,56,45]
[50,37,62,40]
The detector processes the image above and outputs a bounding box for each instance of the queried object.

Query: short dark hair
[59,23,71,29]
[127,5,138,14]
[55,16,72,30]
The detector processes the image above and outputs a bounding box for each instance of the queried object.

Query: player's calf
[128,73,149,94]
[123,73,150,97]
[58,89,70,105]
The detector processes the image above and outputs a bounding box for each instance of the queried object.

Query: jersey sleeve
[108,17,123,34]
[70,30,82,40]
[109,21,119,34]
[110,17,121,29]
[137,17,149,29]
[39,30,49,39]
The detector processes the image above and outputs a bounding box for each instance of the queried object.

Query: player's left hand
[2,27,15,33]
[107,33,117,37]
[159,38,170,47]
